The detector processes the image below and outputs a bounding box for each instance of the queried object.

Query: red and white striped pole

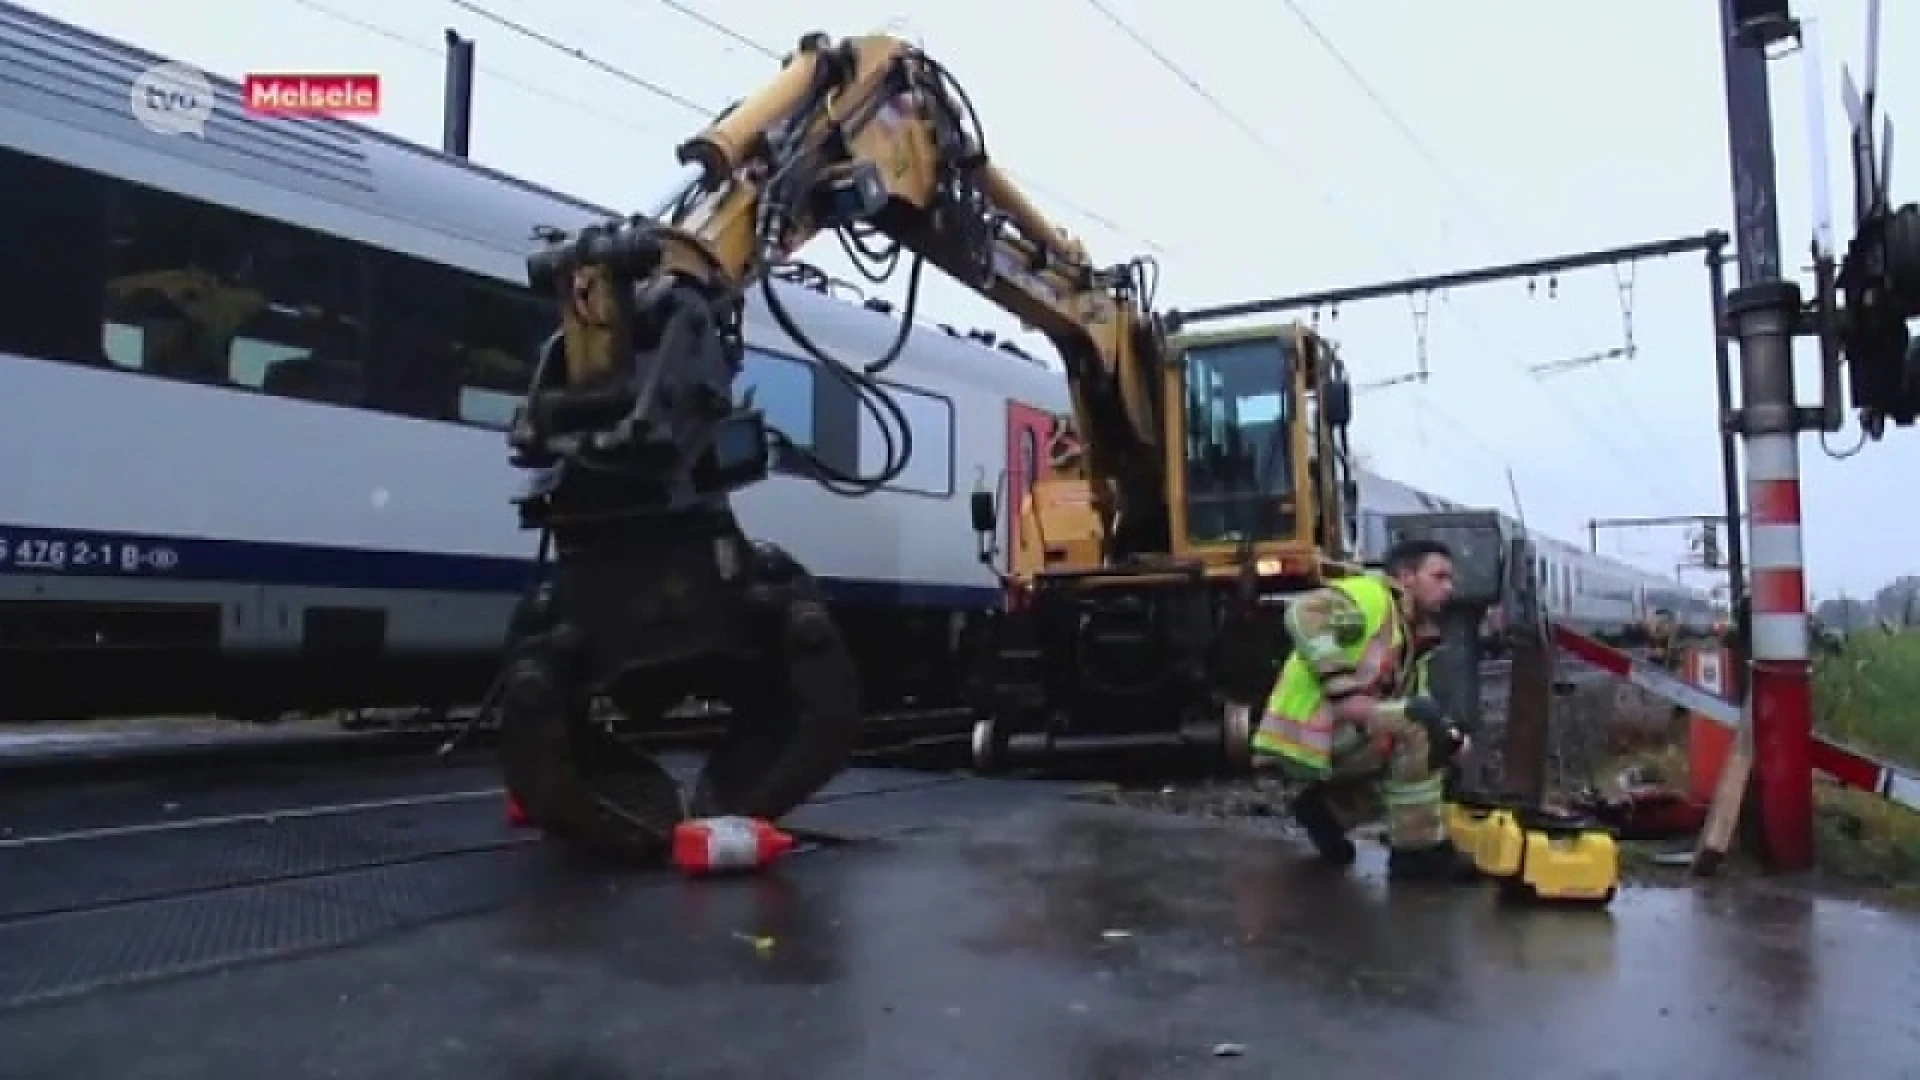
[1724,281,1814,871]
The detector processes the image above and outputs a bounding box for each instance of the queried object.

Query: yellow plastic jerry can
[1470,806,1526,879]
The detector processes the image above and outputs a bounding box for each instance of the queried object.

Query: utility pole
[1717,0,1808,871]
[1705,240,1749,630]
[442,30,476,158]
[1722,1,1785,286]
[1715,0,1919,872]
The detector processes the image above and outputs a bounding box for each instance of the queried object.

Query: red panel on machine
[1003,399,1054,563]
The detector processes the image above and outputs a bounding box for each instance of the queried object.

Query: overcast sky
[25,0,1915,599]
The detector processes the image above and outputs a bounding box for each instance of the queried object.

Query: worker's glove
[1405,696,1469,771]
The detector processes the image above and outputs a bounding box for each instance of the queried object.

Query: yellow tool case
[1501,806,1619,905]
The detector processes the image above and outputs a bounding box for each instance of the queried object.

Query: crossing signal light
[1789,0,1920,439]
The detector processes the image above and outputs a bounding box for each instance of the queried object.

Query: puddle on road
[941,798,1920,1031]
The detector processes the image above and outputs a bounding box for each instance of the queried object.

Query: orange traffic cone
[505,792,530,828]
[670,816,795,875]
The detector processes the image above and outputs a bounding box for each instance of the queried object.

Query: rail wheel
[970,713,1009,774]
[1220,701,1254,774]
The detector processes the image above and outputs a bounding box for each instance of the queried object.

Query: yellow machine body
[1513,818,1619,903]
[1456,802,1527,878]
[1447,797,1518,870]
[1450,797,1618,905]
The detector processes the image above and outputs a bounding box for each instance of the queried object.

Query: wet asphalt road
[8,790,1920,1080]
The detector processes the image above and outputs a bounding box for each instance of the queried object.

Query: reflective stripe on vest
[1408,648,1432,696]
[1253,575,1404,776]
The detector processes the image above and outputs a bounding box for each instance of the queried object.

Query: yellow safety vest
[1253,574,1409,778]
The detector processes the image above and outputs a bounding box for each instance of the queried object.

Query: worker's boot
[1289,787,1356,867]
[1387,842,1481,884]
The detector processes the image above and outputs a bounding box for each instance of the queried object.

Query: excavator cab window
[1180,334,1296,547]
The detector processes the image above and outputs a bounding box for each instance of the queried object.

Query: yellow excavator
[499,32,1360,859]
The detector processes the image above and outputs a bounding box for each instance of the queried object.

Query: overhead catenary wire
[1277,0,1517,255]
[1081,0,1698,518]
[626,0,1173,257]
[1080,0,1552,484]
[1275,0,1711,506]
[290,0,669,140]
[447,0,711,113]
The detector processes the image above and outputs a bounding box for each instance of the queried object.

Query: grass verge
[1815,630,1920,766]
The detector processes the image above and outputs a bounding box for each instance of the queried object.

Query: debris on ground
[1090,771,1300,831]
[731,932,777,957]
[1569,783,1706,841]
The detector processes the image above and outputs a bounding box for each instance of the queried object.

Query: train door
[1005,400,1052,560]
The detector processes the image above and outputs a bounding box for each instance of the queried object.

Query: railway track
[0,751,1059,1011]
[0,649,1628,794]
[0,704,979,785]
[0,786,527,924]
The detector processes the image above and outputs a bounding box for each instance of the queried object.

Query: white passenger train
[1354,471,1721,641]
[0,2,1715,721]
[0,1,1074,720]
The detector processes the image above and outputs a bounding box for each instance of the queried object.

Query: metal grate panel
[0,846,549,1010]
[0,796,523,919]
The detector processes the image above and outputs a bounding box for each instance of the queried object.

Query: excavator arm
[513,32,1169,556]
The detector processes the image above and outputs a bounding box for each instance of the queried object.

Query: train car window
[1019,427,1039,494]
[101,174,364,404]
[0,150,113,366]
[101,323,143,369]
[858,382,953,497]
[105,181,248,384]
[454,278,547,429]
[224,220,366,408]
[740,347,815,448]
[365,251,461,421]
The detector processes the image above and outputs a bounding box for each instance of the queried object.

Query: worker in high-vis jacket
[1253,537,1479,883]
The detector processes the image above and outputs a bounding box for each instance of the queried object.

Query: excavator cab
[1165,321,1356,576]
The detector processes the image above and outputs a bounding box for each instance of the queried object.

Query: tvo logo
[129,62,214,137]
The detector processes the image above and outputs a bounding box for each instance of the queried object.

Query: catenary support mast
[1718,0,1813,871]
